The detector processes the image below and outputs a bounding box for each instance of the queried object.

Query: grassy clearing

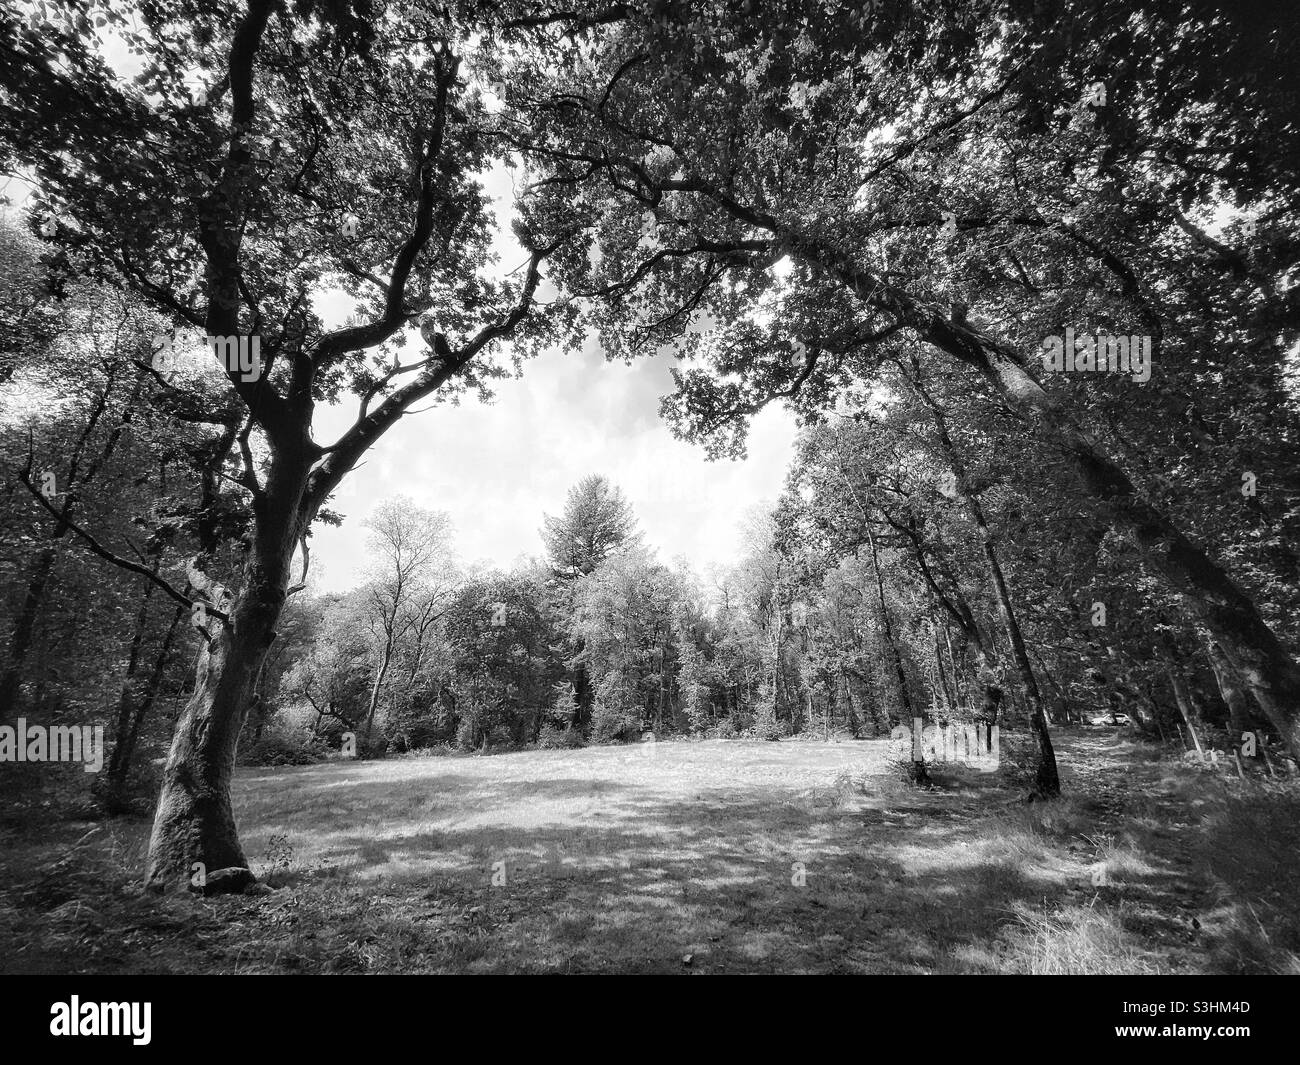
[1,731,1296,973]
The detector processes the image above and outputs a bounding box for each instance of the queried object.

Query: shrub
[550,681,579,729]
[1198,783,1300,973]
[391,743,458,759]
[996,731,1042,790]
[707,718,738,740]
[590,700,639,744]
[240,717,327,766]
[537,724,585,750]
[485,725,517,750]
[886,755,932,786]
[91,757,162,817]
[748,710,790,741]
[455,715,481,751]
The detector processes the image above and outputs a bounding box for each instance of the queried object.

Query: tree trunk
[99,570,158,808]
[893,499,1008,738]
[1034,648,1072,724]
[864,526,927,782]
[573,659,592,733]
[0,549,55,723]
[1170,671,1204,757]
[363,641,395,753]
[104,602,184,807]
[145,450,309,892]
[981,683,1003,751]
[841,669,862,737]
[976,520,1059,796]
[1207,640,1254,746]
[906,366,1059,795]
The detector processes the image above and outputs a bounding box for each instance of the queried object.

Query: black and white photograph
[0,0,1296,1014]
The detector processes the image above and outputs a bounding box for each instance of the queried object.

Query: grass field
[2,730,1297,974]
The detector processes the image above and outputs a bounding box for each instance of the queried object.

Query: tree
[542,474,639,580]
[278,594,371,741]
[570,545,679,741]
[359,497,454,752]
[1,262,252,811]
[0,2,574,890]
[542,473,639,731]
[442,566,564,749]
[0,213,61,385]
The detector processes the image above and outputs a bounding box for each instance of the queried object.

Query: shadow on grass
[228,764,1072,973]
[7,734,1281,974]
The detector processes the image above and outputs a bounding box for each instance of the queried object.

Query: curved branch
[16,469,223,620]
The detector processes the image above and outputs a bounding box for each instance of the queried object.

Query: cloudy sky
[303,148,798,590]
[310,335,795,592]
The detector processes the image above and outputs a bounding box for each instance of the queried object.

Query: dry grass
[997,902,1171,974]
[1,732,1295,973]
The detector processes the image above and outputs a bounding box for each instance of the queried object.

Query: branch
[312,50,461,365]
[303,236,566,513]
[16,468,223,620]
[287,534,311,596]
[197,0,291,433]
[855,61,1026,189]
[236,415,261,497]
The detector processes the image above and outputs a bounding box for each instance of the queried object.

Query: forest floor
[2,728,1298,974]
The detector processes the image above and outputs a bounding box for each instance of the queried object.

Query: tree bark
[145,447,310,892]
[1207,640,1255,746]
[363,642,395,753]
[1170,671,1204,757]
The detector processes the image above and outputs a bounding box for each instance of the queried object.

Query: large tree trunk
[145,600,273,890]
[145,450,309,892]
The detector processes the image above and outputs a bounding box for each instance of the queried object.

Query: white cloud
[308,339,796,591]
